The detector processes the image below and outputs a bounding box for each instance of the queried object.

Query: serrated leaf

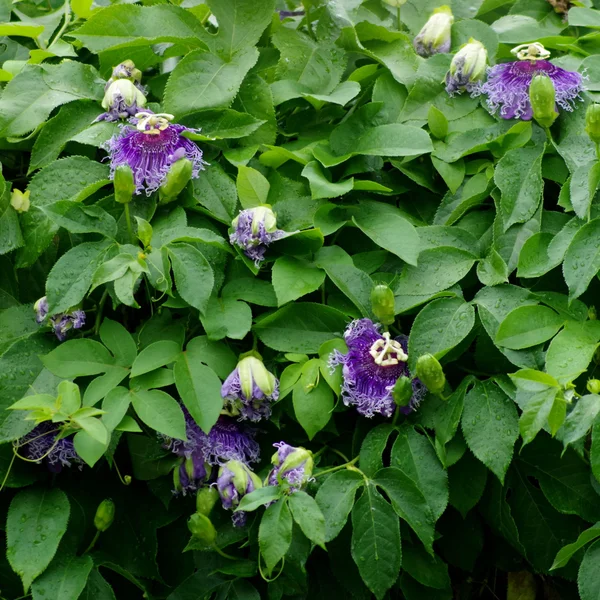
[31,554,93,600]
[564,218,600,301]
[288,491,326,549]
[551,523,600,570]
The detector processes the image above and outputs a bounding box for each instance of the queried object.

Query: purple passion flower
[221,355,279,422]
[229,206,286,267]
[18,422,82,473]
[478,43,584,120]
[267,443,314,493]
[104,112,205,196]
[413,6,454,58]
[217,460,262,527]
[329,318,427,418]
[34,296,85,341]
[446,39,488,96]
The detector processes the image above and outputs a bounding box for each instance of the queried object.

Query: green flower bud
[94,499,115,532]
[415,354,446,396]
[158,158,193,204]
[237,354,278,399]
[10,189,30,213]
[586,104,600,145]
[114,164,135,204]
[529,74,558,129]
[589,306,597,321]
[188,512,216,545]
[392,376,413,407]
[101,79,146,112]
[196,487,219,516]
[588,379,600,395]
[371,284,395,326]
[250,206,278,235]
[414,5,454,57]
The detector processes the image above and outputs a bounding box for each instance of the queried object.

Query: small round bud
[529,74,558,129]
[392,376,413,407]
[94,499,115,532]
[124,475,132,485]
[196,487,220,516]
[371,284,395,326]
[586,104,600,145]
[159,157,193,204]
[589,306,597,321]
[188,512,217,545]
[587,379,600,395]
[10,189,30,213]
[114,164,136,204]
[415,354,446,396]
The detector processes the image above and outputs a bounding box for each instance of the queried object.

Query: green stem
[314,456,359,478]
[397,5,401,31]
[596,142,600,163]
[211,544,237,560]
[124,202,135,245]
[83,530,100,554]
[94,289,108,335]
[392,405,400,425]
[0,451,16,493]
[49,0,71,48]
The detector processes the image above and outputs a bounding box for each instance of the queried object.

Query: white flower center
[512,42,550,62]
[135,112,175,135]
[369,332,408,367]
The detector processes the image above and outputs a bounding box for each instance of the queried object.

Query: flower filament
[369,332,408,367]
[136,112,175,135]
[511,42,550,62]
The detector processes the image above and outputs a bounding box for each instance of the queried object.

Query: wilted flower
[221,354,279,422]
[329,319,427,418]
[34,297,86,341]
[17,422,82,473]
[445,39,488,96]
[229,206,286,267]
[217,460,262,527]
[10,189,30,213]
[267,443,313,492]
[104,112,205,196]
[477,42,584,120]
[413,6,454,58]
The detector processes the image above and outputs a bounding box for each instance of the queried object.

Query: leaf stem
[124,203,135,245]
[313,455,359,478]
[83,530,100,554]
[94,289,109,335]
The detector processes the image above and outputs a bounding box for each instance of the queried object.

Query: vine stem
[124,203,135,245]
[397,6,401,31]
[94,289,108,335]
[313,456,359,478]
[83,530,100,554]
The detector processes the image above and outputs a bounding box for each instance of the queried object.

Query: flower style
[229,206,286,266]
[216,460,262,527]
[445,39,488,96]
[221,354,279,422]
[477,42,584,120]
[413,6,454,58]
[267,443,314,493]
[329,319,427,418]
[34,297,86,341]
[104,112,205,196]
[17,422,82,473]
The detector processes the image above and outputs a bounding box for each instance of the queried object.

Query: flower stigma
[369,332,408,367]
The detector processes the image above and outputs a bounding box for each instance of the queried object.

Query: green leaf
[402,543,450,590]
[167,243,214,315]
[0,22,44,37]
[43,339,115,378]
[0,62,102,137]
[461,380,518,483]
[200,296,252,341]
[101,387,131,433]
[130,389,186,440]
[563,395,600,447]
[407,297,475,372]
[42,202,117,238]
[70,4,208,53]
[174,347,223,434]
[564,218,600,301]
[164,48,259,119]
[288,491,326,549]
[495,305,564,350]
[259,498,293,574]
[131,340,181,378]
[31,554,93,600]
[448,450,488,518]
[315,470,364,543]
[428,105,448,140]
[301,161,354,200]
[519,387,565,445]
[7,487,70,592]
[570,160,600,220]
[191,162,238,224]
[373,467,436,554]
[272,257,325,306]
[254,303,347,354]
[237,486,283,513]
[359,424,397,478]
[303,81,361,109]
[551,523,600,570]
[99,319,137,368]
[236,165,269,209]
[292,376,333,440]
[579,540,600,600]
[80,569,117,600]
[181,109,265,140]
[352,200,420,266]
[495,144,545,230]
[351,484,401,600]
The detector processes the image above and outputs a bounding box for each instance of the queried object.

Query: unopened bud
[413,6,453,58]
[196,487,219,516]
[586,104,600,145]
[415,354,446,396]
[159,157,193,204]
[392,376,413,407]
[114,164,136,204]
[371,284,395,326]
[589,306,597,321]
[94,499,115,532]
[10,189,30,213]
[188,512,216,545]
[446,39,487,96]
[588,379,600,395]
[529,74,558,129]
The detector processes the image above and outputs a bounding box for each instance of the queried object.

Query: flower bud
[415,354,446,396]
[529,74,558,129]
[446,39,487,96]
[250,206,278,235]
[268,443,314,491]
[94,499,115,532]
[217,460,262,527]
[10,189,30,213]
[239,355,277,399]
[34,296,49,324]
[587,379,600,395]
[196,487,220,516]
[102,79,146,112]
[114,164,135,204]
[586,104,600,145]
[413,6,454,58]
[589,306,597,321]
[159,157,193,204]
[392,376,413,407]
[371,284,395,326]
[110,60,141,83]
[188,512,217,545]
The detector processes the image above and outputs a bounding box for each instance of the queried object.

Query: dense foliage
[4,0,600,598]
